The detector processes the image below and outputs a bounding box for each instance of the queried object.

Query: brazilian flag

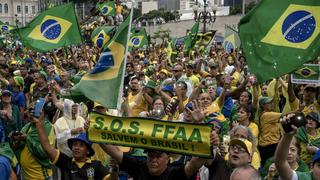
[0,21,15,32]
[97,1,116,17]
[184,21,199,52]
[239,0,320,83]
[291,64,319,84]
[128,28,148,51]
[91,26,115,49]
[71,11,132,109]
[16,3,82,52]
[223,26,240,53]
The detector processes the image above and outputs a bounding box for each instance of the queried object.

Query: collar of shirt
[72,158,92,169]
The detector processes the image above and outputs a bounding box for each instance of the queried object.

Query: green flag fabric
[238,0,320,82]
[223,26,241,53]
[128,28,148,51]
[184,21,199,52]
[296,127,320,147]
[91,26,115,49]
[96,1,116,17]
[16,3,82,52]
[71,12,131,109]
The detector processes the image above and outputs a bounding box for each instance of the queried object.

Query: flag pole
[116,5,134,114]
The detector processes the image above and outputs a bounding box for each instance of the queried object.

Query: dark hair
[291,136,301,156]
[126,62,133,68]
[152,96,165,108]
[241,90,253,104]
[238,105,254,122]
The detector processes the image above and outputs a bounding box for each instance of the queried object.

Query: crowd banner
[88,112,213,158]
[291,64,320,84]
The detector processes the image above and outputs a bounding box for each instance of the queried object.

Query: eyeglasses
[229,145,247,154]
[172,69,181,72]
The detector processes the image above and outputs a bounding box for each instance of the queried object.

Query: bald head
[230,165,259,180]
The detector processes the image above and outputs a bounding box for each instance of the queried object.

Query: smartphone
[223,135,230,150]
[33,98,46,118]
[225,74,231,84]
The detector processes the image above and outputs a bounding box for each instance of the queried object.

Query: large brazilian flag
[239,0,320,83]
[16,3,82,52]
[71,12,132,109]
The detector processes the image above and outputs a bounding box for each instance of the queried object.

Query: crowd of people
[0,1,320,180]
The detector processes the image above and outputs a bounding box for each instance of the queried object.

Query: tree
[245,2,257,13]
[152,28,171,43]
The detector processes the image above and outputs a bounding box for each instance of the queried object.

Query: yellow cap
[230,138,253,156]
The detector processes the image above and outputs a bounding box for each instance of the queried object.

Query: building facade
[0,0,39,26]
[140,1,158,14]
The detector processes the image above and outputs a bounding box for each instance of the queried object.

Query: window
[17,5,21,14]
[0,4,2,13]
[4,3,8,13]
[32,6,35,14]
[25,6,28,14]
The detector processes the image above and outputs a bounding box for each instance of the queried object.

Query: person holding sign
[98,129,220,180]
[31,112,117,180]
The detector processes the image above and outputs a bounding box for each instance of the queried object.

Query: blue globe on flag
[224,41,234,53]
[281,10,316,43]
[1,25,9,31]
[102,6,108,15]
[90,48,114,74]
[132,37,140,46]
[96,33,105,48]
[41,19,62,40]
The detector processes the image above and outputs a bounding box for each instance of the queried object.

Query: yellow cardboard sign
[88,112,213,158]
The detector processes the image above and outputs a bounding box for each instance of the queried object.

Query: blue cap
[162,85,173,92]
[313,149,320,163]
[41,58,52,65]
[25,58,33,64]
[53,76,61,82]
[67,133,95,157]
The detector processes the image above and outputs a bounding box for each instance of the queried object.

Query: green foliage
[133,8,142,21]
[245,2,257,13]
[152,28,171,43]
[143,9,179,22]
[230,2,257,15]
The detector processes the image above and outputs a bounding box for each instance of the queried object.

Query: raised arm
[274,113,296,180]
[99,144,124,163]
[287,75,296,103]
[33,114,58,162]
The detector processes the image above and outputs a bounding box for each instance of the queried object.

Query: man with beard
[127,76,148,117]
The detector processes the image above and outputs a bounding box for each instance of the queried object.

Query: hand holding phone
[33,98,46,118]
